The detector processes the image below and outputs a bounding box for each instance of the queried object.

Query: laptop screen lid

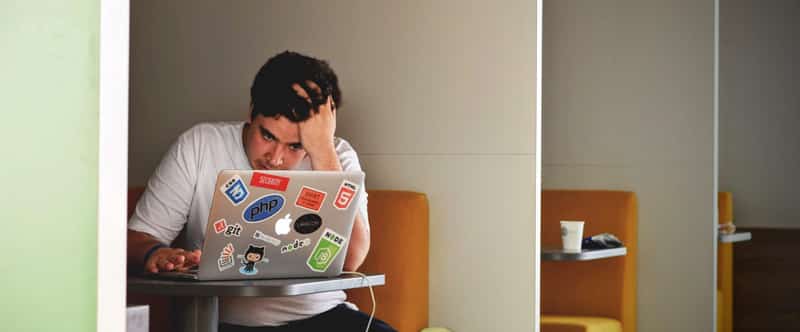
[197,170,365,280]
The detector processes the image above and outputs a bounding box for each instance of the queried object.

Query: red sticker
[295,186,327,212]
[213,219,228,234]
[250,173,290,191]
[334,181,358,210]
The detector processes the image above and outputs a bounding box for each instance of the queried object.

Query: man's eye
[262,134,275,141]
[289,144,304,151]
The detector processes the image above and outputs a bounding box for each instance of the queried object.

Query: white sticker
[280,238,311,254]
[275,213,292,235]
[217,243,235,271]
[253,230,281,247]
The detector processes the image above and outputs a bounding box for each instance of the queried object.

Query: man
[128,51,395,332]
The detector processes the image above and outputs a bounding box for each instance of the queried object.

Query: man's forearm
[127,229,165,267]
[343,213,370,271]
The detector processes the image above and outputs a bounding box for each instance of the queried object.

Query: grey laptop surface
[156,170,364,281]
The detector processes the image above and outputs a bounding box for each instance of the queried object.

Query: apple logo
[275,213,292,235]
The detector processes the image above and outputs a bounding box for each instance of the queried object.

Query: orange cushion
[346,190,429,332]
[541,190,637,332]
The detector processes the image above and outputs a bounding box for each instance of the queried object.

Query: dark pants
[219,304,397,332]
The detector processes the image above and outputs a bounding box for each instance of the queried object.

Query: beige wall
[130,1,540,330]
[542,1,716,331]
[719,0,800,229]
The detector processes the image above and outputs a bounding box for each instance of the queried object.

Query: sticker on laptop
[294,214,322,234]
[307,228,347,272]
[217,243,235,272]
[220,175,249,206]
[281,238,311,254]
[294,186,327,212]
[333,180,358,210]
[224,223,242,237]
[238,244,268,276]
[250,172,290,192]
[242,194,285,223]
[275,213,293,235]
[213,219,228,234]
[253,230,281,246]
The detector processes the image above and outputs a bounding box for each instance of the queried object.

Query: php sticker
[253,230,281,247]
[224,223,242,237]
[333,181,358,210]
[294,214,322,234]
[242,194,285,223]
[307,228,347,272]
[217,243,235,272]
[281,238,311,254]
[220,175,249,206]
[250,173,290,192]
[213,219,228,234]
[238,244,268,276]
[295,186,327,212]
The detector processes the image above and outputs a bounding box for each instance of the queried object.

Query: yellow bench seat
[542,315,622,332]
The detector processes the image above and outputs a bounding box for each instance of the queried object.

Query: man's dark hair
[250,51,342,122]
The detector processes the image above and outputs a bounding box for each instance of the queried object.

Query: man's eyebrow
[259,125,302,146]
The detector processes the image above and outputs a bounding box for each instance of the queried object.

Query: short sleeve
[335,138,370,233]
[128,127,200,244]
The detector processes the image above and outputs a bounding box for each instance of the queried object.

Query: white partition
[130,1,541,330]
[542,1,716,332]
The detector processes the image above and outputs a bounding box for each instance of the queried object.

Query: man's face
[243,114,307,170]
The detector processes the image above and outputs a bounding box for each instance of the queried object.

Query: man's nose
[267,144,285,166]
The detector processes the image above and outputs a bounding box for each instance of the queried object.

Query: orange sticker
[295,186,327,212]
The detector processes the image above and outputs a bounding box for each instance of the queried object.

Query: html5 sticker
[333,180,358,210]
[213,219,228,234]
[220,175,249,206]
[250,172,290,192]
[295,186,327,212]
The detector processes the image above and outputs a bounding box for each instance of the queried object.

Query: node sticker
[307,228,347,272]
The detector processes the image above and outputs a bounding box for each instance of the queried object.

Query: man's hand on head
[292,82,342,171]
[145,247,202,273]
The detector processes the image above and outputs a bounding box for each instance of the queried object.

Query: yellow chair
[346,190,430,332]
[541,190,638,332]
[717,192,734,332]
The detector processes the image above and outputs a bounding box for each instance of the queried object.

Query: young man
[127,51,395,331]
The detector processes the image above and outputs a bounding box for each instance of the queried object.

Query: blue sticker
[242,194,285,223]
[220,175,249,206]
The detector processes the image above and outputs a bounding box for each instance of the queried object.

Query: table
[128,274,385,332]
[719,232,752,243]
[542,247,627,261]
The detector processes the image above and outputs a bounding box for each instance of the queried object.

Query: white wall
[130,1,540,331]
[719,0,800,229]
[542,1,716,332]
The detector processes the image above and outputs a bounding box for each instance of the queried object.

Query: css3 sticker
[220,175,249,206]
[242,194,284,223]
[333,181,358,210]
[307,228,347,272]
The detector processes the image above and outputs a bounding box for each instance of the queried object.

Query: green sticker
[307,228,346,272]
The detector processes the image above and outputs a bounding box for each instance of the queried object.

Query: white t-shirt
[128,121,369,326]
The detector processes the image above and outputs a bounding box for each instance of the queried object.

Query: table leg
[175,296,219,332]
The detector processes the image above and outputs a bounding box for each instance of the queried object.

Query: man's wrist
[308,144,341,171]
[142,243,167,264]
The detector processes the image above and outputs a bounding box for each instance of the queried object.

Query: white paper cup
[560,221,584,252]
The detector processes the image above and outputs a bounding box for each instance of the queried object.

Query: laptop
[155,170,364,281]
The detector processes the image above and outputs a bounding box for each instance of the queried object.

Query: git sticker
[220,175,249,206]
[250,173,290,191]
[213,219,228,234]
[218,243,235,272]
[307,228,347,272]
[295,186,327,212]
[333,181,358,210]
[224,223,242,237]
